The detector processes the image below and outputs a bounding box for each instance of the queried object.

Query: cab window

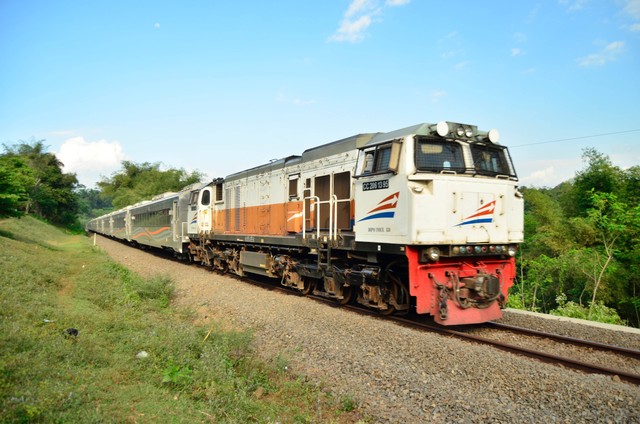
[359,141,401,176]
[470,145,513,176]
[415,139,465,173]
[201,190,210,206]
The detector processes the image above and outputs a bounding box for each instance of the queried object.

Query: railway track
[304,293,640,385]
[391,315,640,386]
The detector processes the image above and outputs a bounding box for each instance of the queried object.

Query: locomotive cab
[354,121,524,325]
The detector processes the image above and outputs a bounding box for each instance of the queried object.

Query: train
[86,120,524,325]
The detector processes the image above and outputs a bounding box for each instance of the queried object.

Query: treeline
[515,148,640,326]
[0,140,202,230]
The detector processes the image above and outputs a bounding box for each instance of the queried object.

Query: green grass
[0,216,362,423]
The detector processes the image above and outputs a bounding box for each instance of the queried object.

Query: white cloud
[328,0,410,43]
[345,0,372,17]
[577,40,625,67]
[329,15,374,43]
[431,90,447,103]
[520,166,558,186]
[454,61,470,71]
[513,32,527,43]
[558,0,589,13]
[511,48,523,57]
[623,0,640,19]
[385,0,410,5]
[56,137,128,187]
[517,156,582,187]
[622,0,640,31]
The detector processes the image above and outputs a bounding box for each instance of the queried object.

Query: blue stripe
[358,211,395,222]
[456,218,493,227]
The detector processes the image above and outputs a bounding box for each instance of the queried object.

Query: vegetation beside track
[0,216,361,423]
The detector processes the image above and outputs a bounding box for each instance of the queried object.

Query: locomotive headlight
[488,128,500,143]
[465,127,473,138]
[456,126,465,137]
[436,121,449,137]
[507,245,517,257]
[424,247,441,262]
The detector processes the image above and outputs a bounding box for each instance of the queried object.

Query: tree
[569,148,623,217]
[580,192,640,311]
[2,140,80,226]
[75,186,113,226]
[98,161,204,209]
[516,149,640,326]
[0,155,34,217]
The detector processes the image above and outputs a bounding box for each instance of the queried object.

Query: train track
[389,315,640,385]
[301,294,640,385]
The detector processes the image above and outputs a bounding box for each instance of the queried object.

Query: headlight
[424,247,440,262]
[456,126,464,137]
[465,127,473,138]
[507,245,517,257]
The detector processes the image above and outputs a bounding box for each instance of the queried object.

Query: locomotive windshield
[470,144,517,178]
[415,137,517,178]
[415,139,465,173]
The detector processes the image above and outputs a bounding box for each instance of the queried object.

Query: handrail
[302,195,321,240]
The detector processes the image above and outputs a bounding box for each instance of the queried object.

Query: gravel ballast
[95,235,640,423]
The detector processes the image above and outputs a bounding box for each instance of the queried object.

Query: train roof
[300,133,378,161]
[364,123,434,147]
[224,133,379,181]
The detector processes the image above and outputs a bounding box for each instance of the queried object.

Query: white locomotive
[87,121,524,325]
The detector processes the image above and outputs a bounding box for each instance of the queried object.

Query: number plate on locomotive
[362,179,389,191]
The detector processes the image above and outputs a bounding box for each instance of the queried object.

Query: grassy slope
[0,217,360,423]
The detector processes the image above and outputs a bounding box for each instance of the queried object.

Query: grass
[0,216,363,423]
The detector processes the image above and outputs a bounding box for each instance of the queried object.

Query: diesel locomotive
[87,120,524,325]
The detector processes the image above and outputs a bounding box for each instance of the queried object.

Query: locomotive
[87,120,524,325]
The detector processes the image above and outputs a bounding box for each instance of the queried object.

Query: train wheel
[339,286,353,305]
[301,278,315,295]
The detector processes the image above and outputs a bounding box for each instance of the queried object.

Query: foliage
[1,139,79,226]
[0,155,33,217]
[75,186,113,226]
[98,161,204,209]
[550,294,625,325]
[516,148,640,327]
[0,216,359,423]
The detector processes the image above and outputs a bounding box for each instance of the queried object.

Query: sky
[1,0,639,189]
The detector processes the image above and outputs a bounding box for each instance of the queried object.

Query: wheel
[301,278,315,295]
[339,286,353,305]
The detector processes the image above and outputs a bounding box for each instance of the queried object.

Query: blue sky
[1,0,639,188]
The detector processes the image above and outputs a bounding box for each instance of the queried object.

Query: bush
[551,293,626,325]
